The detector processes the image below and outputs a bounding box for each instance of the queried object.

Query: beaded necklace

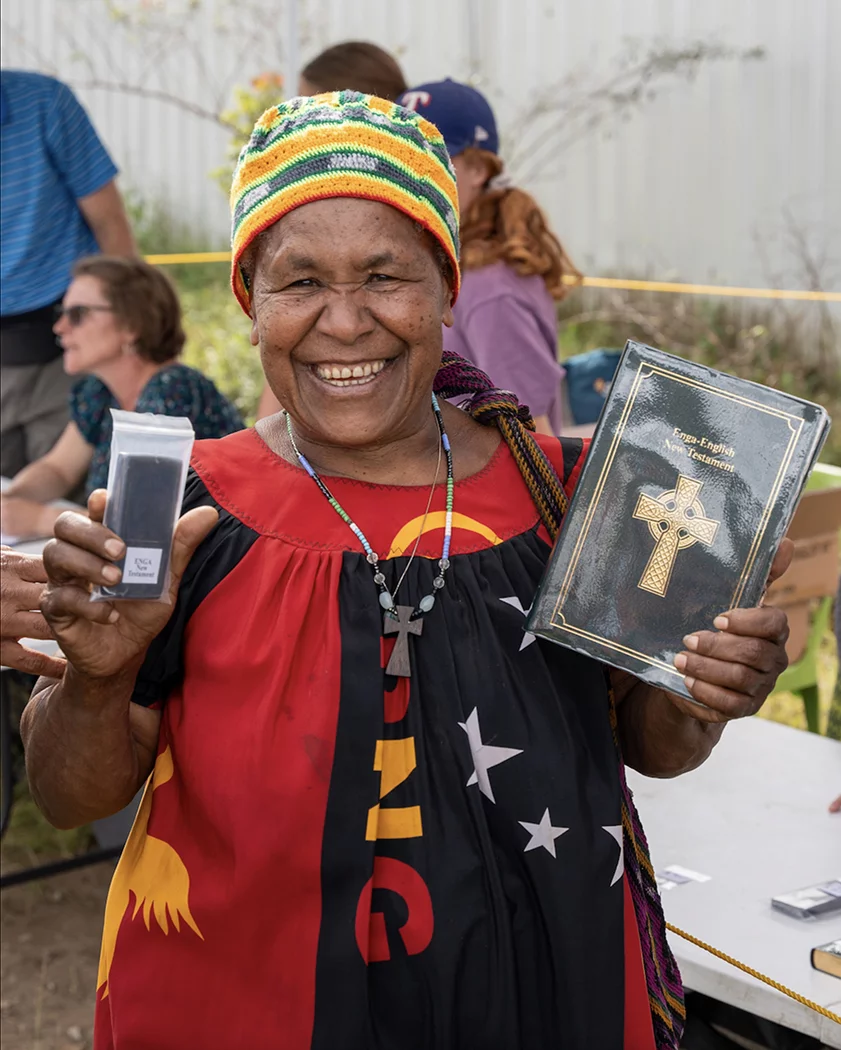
[284,393,454,677]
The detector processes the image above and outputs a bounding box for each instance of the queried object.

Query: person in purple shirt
[399,80,581,435]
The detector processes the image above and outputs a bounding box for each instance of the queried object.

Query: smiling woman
[243,198,457,463]
[22,92,793,1050]
[0,257,242,541]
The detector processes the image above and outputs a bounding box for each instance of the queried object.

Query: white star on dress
[602,825,624,886]
[499,596,537,650]
[519,808,569,857]
[458,708,523,803]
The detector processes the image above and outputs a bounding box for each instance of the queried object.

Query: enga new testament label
[123,547,163,584]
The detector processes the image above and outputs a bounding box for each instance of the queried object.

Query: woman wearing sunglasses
[0,256,242,540]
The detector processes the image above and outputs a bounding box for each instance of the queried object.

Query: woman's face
[54,276,134,376]
[451,151,490,214]
[249,198,454,451]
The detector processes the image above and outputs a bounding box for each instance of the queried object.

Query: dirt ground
[1,860,112,1050]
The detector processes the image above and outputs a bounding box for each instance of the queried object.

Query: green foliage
[124,189,227,292]
[176,278,264,424]
[124,188,214,255]
[211,73,285,196]
[2,782,93,864]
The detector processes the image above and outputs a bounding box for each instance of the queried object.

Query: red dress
[93,428,660,1050]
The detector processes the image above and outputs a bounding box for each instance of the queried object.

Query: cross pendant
[383,605,424,677]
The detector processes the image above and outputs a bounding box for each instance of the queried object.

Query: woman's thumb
[169,506,219,585]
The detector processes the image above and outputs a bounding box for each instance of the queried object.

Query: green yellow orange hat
[230,90,461,313]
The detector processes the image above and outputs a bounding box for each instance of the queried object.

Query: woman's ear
[439,270,455,327]
[118,323,141,353]
[249,315,260,347]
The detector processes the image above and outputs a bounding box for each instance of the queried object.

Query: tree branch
[69,78,234,129]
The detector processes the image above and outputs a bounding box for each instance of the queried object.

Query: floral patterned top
[70,363,244,495]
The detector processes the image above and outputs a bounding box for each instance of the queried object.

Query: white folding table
[628,716,841,1046]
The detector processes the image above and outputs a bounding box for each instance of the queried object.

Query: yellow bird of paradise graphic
[97,746,202,998]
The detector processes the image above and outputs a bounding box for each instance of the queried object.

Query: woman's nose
[315,287,376,344]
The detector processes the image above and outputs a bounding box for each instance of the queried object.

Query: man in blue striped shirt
[0,70,135,478]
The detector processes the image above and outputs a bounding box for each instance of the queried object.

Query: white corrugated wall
[2,0,838,291]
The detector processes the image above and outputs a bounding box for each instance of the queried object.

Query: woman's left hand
[668,539,794,724]
[0,496,57,540]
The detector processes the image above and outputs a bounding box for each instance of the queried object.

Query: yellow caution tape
[143,251,841,303]
[568,274,841,303]
[144,251,231,265]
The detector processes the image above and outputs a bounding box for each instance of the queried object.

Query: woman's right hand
[0,495,57,541]
[41,489,218,680]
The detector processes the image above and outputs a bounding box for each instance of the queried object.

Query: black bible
[527,341,830,699]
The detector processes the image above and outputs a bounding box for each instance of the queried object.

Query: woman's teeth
[314,360,387,386]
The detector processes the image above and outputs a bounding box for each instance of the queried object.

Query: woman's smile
[311,357,389,387]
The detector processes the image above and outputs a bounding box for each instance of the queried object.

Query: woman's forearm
[21,663,153,828]
[617,681,725,778]
[7,459,73,502]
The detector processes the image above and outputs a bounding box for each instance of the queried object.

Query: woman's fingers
[681,677,765,720]
[87,488,107,524]
[46,504,217,593]
[168,507,219,587]
[767,538,794,586]
[41,584,119,628]
[677,631,783,676]
[6,609,56,641]
[664,691,733,725]
[675,652,773,704]
[45,511,125,588]
[8,553,50,585]
[707,606,789,644]
[52,509,124,561]
[671,605,789,722]
[43,537,123,589]
[3,578,47,615]
[0,639,66,679]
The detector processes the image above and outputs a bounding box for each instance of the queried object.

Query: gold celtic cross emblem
[632,475,719,597]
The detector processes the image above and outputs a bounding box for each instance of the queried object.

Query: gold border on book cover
[550,363,803,675]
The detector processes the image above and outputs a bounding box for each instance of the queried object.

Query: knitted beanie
[230,91,461,313]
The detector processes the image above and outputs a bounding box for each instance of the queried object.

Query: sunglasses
[55,304,114,327]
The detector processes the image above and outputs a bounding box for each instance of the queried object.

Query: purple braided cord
[620,777,685,1048]
[434,350,535,429]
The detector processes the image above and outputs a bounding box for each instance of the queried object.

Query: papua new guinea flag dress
[93,427,666,1050]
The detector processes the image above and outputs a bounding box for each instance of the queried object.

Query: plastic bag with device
[91,409,194,604]
[771,879,841,920]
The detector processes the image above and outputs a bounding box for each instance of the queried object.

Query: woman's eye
[368,273,396,284]
[286,278,319,289]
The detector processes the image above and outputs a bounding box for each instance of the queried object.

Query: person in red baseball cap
[400,79,581,436]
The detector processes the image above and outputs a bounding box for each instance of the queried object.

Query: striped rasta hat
[230,91,461,313]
